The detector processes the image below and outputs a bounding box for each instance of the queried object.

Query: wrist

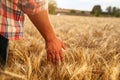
[45,35,57,42]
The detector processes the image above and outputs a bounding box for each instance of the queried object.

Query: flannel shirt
[0,0,48,40]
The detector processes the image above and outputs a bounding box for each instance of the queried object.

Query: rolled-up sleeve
[18,0,48,15]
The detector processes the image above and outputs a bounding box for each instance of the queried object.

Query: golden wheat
[0,15,120,80]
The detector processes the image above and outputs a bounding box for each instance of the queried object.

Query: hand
[45,37,66,64]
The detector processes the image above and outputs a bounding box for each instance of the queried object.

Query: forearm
[27,10,56,41]
[19,0,65,64]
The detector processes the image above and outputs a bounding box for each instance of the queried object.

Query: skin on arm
[27,9,66,64]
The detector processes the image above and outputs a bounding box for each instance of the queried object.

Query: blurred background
[49,0,120,17]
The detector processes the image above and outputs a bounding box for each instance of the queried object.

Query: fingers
[47,51,55,63]
[51,52,55,64]
[59,50,64,62]
[55,53,60,64]
[47,50,64,64]
[47,51,58,64]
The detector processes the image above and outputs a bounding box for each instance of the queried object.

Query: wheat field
[0,15,120,80]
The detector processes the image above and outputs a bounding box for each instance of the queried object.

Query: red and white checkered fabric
[0,0,48,40]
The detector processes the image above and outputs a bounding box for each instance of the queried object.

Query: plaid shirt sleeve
[0,0,48,40]
[18,0,48,14]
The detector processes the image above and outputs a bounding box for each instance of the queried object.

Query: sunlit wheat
[0,15,120,80]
